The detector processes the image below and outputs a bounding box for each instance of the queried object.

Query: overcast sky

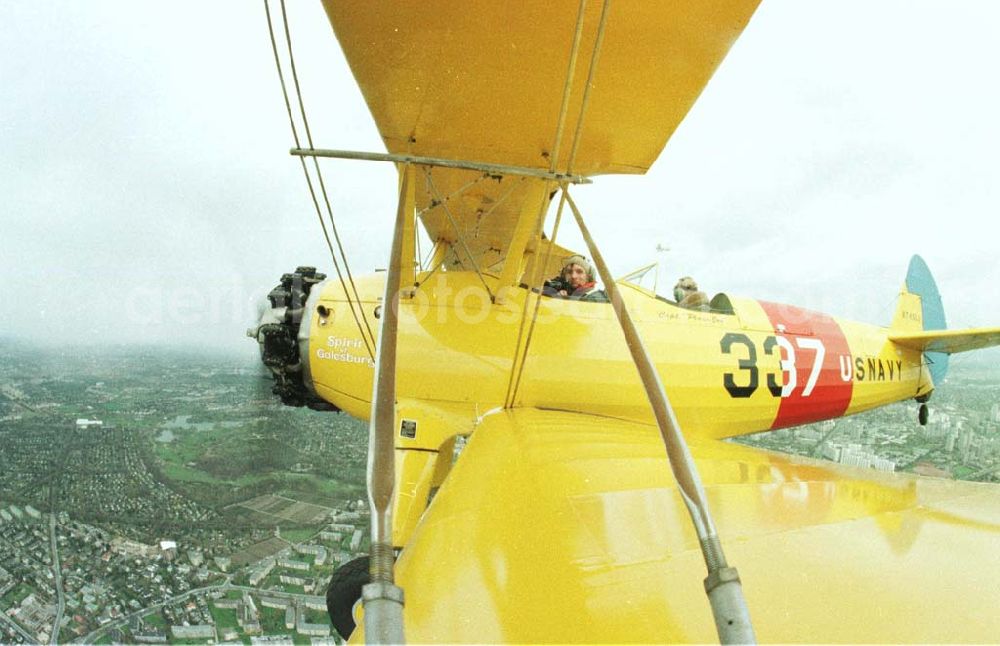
[2,1,997,364]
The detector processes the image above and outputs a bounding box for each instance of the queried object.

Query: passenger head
[562,255,595,288]
[674,276,698,303]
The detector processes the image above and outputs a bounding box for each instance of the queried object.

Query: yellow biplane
[250,1,1000,643]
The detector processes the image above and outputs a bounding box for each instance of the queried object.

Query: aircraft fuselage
[300,271,931,440]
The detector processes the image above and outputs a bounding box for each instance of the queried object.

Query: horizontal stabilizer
[889,327,1000,354]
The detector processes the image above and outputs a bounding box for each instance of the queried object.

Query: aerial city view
[1,339,997,644]
[0,341,369,644]
[5,0,1000,643]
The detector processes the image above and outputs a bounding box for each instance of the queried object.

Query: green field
[209,605,241,631]
[954,465,974,478]
[143,611,168,629]
[157,432,361,506]
[278,488,352,508]
[155,430,266,488]
[259,605,289,633]
[280,527,317,544]
[302,606,329,625]
[2,582,34,606]
[145,400,368,517]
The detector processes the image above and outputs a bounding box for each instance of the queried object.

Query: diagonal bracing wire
[415,173,487,220]
[278,0,377,349]
[506,0,612,408]
[503,0,591,408]
[563,191,756,643]
[266,0,377,356]
[506,186,571,406]
[413,176,523,294]
[470,176,524,240]
[422,168,495,300]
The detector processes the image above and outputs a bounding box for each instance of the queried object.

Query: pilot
[543,255,609,302]
[674,276,709,309]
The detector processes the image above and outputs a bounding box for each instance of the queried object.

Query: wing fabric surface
[889,327,1000,354]
[352,409,1000,643]
[320,1,761,276]
[321,0,761,176]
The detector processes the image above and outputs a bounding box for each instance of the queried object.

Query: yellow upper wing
[321,2,761,278]
[322,0,761,176]
[353,408,1000,643]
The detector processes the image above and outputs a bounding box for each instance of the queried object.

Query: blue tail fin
[904,255,948,386]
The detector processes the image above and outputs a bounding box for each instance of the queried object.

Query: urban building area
[734,359,1000,482]
[0,341,370,643]
[1,340,997,643]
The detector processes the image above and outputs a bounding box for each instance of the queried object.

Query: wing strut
[565,191,756,644]
[290,147,591,184]
[362,165,414,644]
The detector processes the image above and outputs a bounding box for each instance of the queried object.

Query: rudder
[893,255,948,385]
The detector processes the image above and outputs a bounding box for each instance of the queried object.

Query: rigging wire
[415,173,487,220]
[410,184,477,276]
[415,243,451,285]
[411,170,485,277]
[264,0,375,360]
[503,0,590,408]
[470,177,523,240]
[506,0,612,407]
[415,213,423,272]
[563,190,756,643]
[421,239,442,272]
[548,0,591,173]
[564,0,612,173]
[412,177,522,296]
[278,0,377,350]
[507,187,570,406]
[412,241,456,289]
[423,168,495,300]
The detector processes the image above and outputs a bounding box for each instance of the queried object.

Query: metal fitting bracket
[363,581,405,605]
[704,566,742,594]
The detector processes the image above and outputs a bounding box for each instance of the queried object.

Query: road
[897,444,943,471]
[809,423,841,458]
[0,516,62,644]
[966,464,1000,480]
[76,578,232,644]
[49,513,65,645]
[75,579,328,644]
[0,612,36,643]
[228,584,325,604]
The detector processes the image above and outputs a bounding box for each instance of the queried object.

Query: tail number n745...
[721,333,825,399]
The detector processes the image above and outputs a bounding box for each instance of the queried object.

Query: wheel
[918,403,929,426]
[326,555,370,639]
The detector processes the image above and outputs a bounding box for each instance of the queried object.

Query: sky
[2,1,998,363]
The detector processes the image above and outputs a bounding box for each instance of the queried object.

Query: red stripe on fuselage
[758,301,853,430]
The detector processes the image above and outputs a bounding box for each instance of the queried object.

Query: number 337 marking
[721,333,825,399]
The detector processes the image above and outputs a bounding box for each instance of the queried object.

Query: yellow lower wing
[889,327,1000,354]
[356,408,1000,643]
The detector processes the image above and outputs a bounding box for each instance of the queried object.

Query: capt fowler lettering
[316,335,374,368]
